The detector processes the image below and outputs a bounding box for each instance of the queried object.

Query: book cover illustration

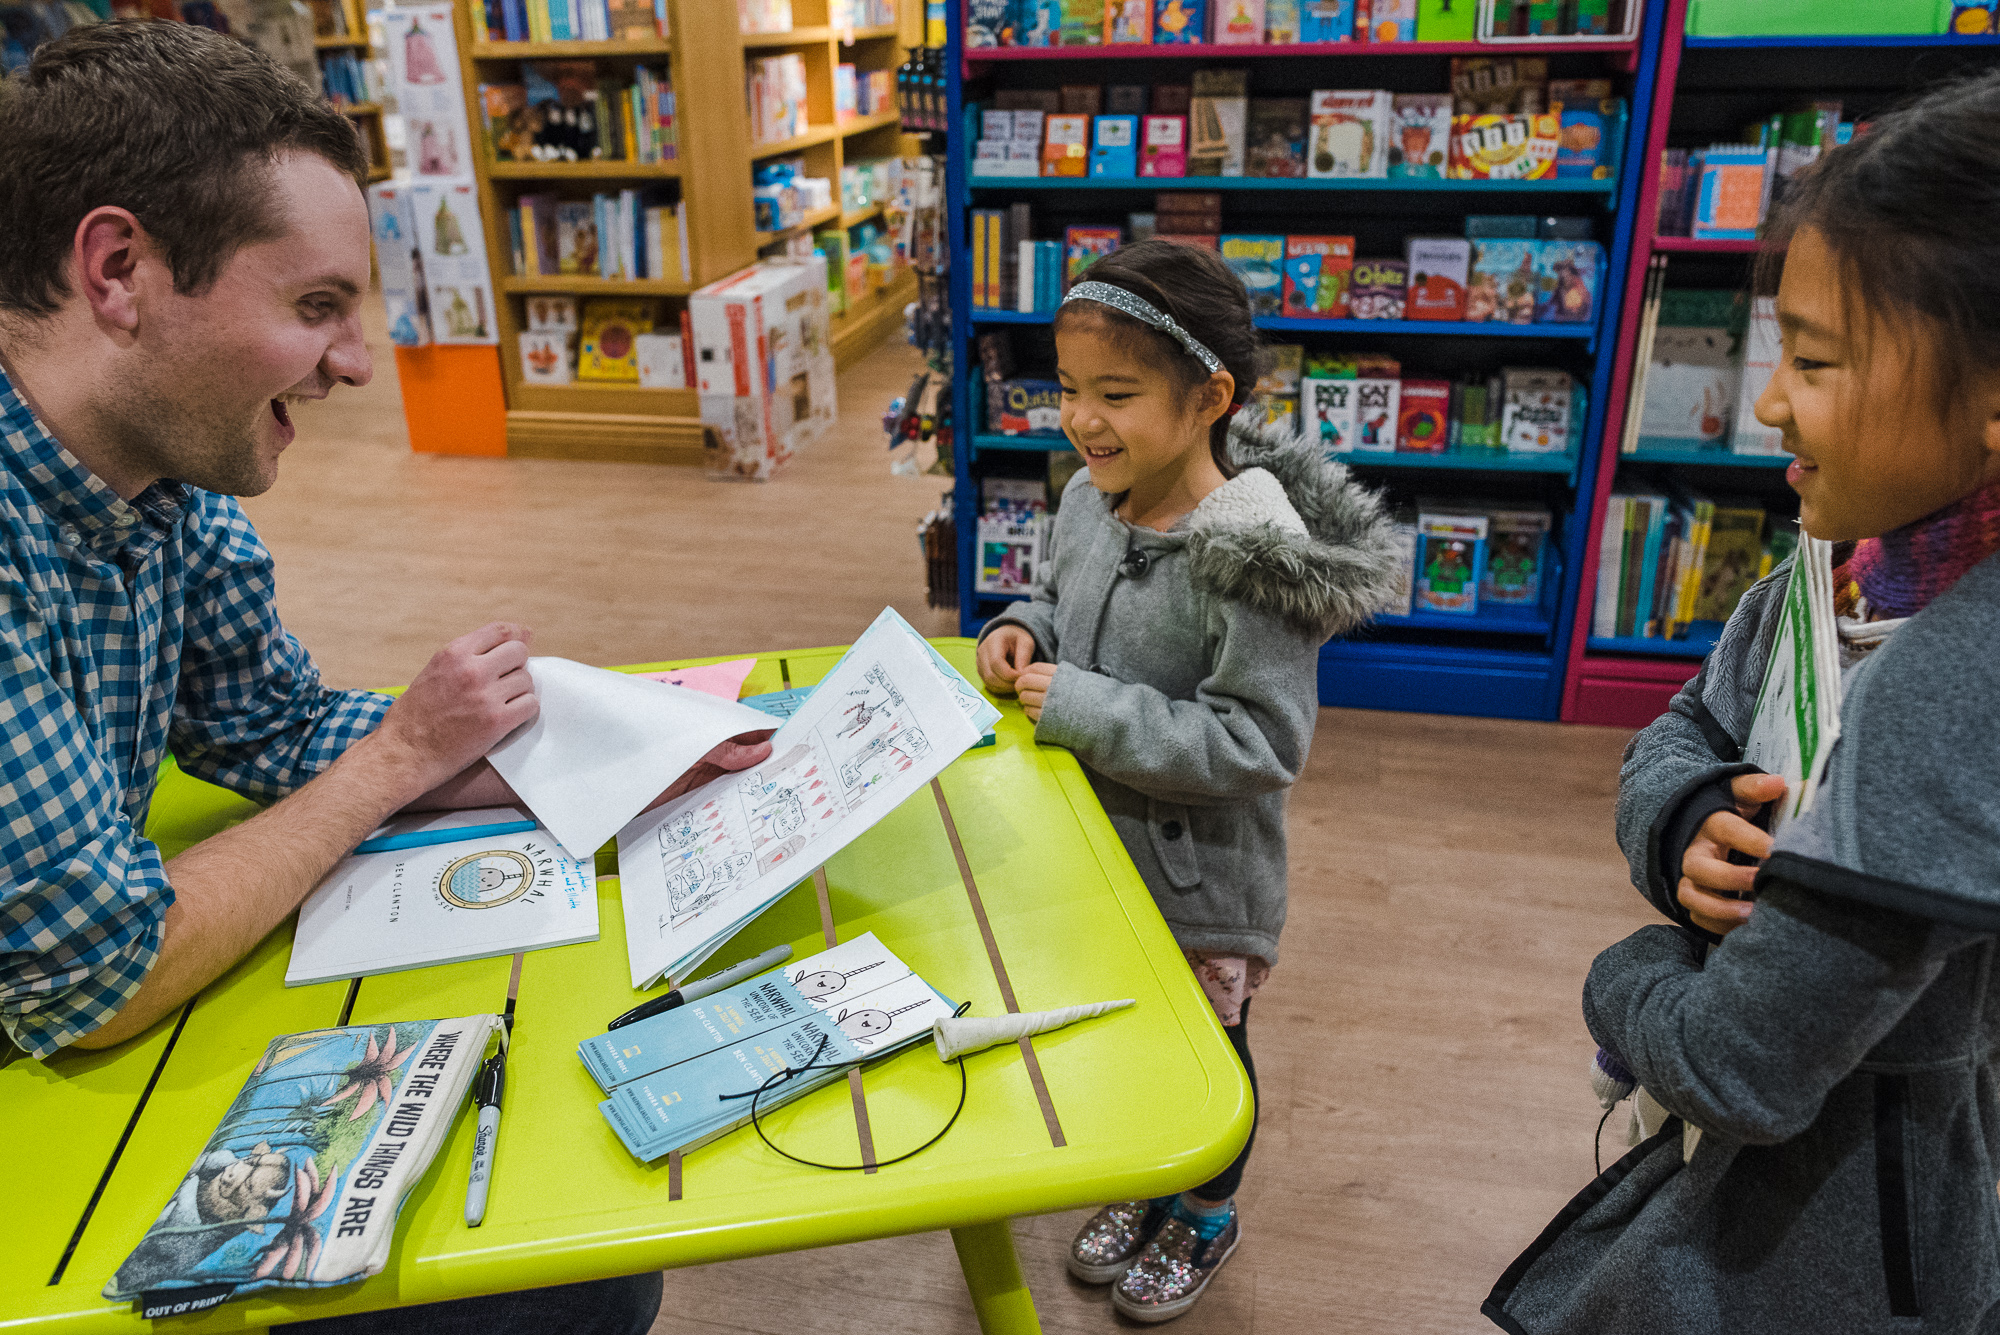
[1415,511,1489,615]
[578,298,655,382]
[1354,376,1401,452]
[1152,0,1206,40]
[597,968,955,1162]
[1466,238,1538,324]
[520,330,572,384]
[1397,378,1450,453]
[1265,0,1299,40]
[1282,235,1354,317]
[1535,239,1602,323]
[1188,70,1247,177]
[1387,93,1451,178]
[1346,258,1406,320]
[1307,89,1389,179]
[1106,0,1152,39]
[1220,234,1285,316]
[1245,98,1308,178]
[1501,367,1575,454]
[1212,0,1263,40]
[289,808,597,986]
[1636,289,1743,450]
[1064,224,1123,287]
[1304,376,1356,455]
[616,611,985,988]
[1481,506,1551,606]
[407,180,498,345]
[1404,236,1470,321]
[1141,115,1187,176]
[1298,0,1352,40]
[105,1015,500,1306]
[366,184,431,348]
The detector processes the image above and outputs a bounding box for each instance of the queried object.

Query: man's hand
[642,732,775,812]
[977,626,1037,696]
[1016,662,1056,723]
[373,623,539,800]
[1677,771,1788,937]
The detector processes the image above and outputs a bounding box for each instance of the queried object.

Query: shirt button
[114,512,136,529]
[1162,820,1184,840]
[60,526,81,545]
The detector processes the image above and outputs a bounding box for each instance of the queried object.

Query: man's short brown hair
[0,20,368,318]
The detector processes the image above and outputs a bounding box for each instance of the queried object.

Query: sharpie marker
[607,944,794,1030]
[464,1047,505,1227]
[356,820,538,856]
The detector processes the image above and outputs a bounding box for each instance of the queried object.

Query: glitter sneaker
[1066,1199,1172,1284]
[1110,1203,1240,1324]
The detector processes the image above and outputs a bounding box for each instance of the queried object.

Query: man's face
[123,151,373,496]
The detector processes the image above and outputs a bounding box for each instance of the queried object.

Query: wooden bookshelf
[457,0,924,465]
[319,0,390,185]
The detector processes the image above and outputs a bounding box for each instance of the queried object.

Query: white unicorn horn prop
[933,1000,1135,1062]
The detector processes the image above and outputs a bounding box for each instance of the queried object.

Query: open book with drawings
[1742,533,1841,838]
[616,610,990,990]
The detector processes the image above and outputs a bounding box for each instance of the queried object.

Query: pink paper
[634,657,759,701]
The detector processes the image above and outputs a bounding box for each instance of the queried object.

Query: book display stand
[1560,0,2000,725]
[446,0,923,465]
[943,4,1669,721]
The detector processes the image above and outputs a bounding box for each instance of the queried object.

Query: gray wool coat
[981,417,1401,966]
[1487,552,2000,1335]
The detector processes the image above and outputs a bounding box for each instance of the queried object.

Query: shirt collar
[1,358,186,548]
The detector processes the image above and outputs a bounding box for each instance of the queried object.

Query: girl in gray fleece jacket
[1487,73,2000,1335]
[974,240,1400,1324]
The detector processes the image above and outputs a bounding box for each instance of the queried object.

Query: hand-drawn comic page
[617,620,981,988]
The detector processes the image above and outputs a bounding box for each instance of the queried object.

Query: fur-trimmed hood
[1181,414,1402,641]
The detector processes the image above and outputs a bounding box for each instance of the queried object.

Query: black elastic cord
[1594,1105,1615,1176]
[719,1002,973,1172]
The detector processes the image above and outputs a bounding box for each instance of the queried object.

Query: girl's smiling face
[1055,315,1232,500]
[1755,226,2000,541]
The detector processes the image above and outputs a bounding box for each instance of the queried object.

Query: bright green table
[2,641,1250,1334]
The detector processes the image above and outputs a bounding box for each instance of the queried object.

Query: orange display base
[393,344,507,456]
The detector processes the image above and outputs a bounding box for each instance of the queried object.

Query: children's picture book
[520,330,572,384]
[1141,115,1188,176]
[1264,0,1299,40]
[615,609,988,988]
[1064,224,1122,287]
[1245,98,1308,178]
[1353,374,1401,452]
[1211,0,1263,40]
[1219,234,1285,316]
[1152,0,1206,41]
[1347,258,1407,320]
[1732,296,1786,455]
[525,293,578,332]
[1188,69,1247,177]
[289,809,596,985]
[1535,238,1603,324]
[1303,376,1356,454]
[1056,0,1108,44]
[1307,89,1389,179]
[1041,113,1090,176]
[1466,237,1538,324]
[1090,115,1139,177]
[1693,144,1767,240]
[1500,367,1575,454]
[1282,235,1354,318]
[978,513,1045,593]
[1404,236,1470,321]
[105,1016,500,1308]
[1692,504,1768,623]
[1366,0,1414,39]
[634,331,686,388]
[366,184,431,348]
[1449,110,1561,181]
[1298,0,1353,40]
[1742,535,1841,837]
[1387,93,1451,178]
[589,936,956,1162]
[1480,504,1551,605]
[1415,509,1489,615]
[1257,342,1303,396]
[1105,0,1152,39]
[576,298,654,382]
[1636,289,1743,450]
[1397,378,1450,453]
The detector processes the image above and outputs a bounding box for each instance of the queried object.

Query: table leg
[950,1219,1044,1335]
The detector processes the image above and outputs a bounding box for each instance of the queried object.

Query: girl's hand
[1016,662,1056,722]
[1677,772,1788,937]
[977,626,1038,696]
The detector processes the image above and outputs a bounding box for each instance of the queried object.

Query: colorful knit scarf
[1835,482,2000,621]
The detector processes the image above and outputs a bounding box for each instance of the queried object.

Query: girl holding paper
[1487,72,2000,1334]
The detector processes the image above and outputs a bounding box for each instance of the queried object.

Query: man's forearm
[72,730,436,1049]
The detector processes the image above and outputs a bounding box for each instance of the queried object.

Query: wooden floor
[259,306,1658,1334]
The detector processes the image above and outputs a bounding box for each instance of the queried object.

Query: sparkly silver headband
[1061,281,1224,374]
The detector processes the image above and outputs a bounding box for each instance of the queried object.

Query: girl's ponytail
[1054,238,1266,478]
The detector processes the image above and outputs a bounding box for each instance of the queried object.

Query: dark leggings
[281,1272,663,1335]
[1190,997,1256,1203]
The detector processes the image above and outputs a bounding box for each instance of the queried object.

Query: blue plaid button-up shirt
[0,363,392,1057]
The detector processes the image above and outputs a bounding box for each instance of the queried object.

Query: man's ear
[71,206,147,337]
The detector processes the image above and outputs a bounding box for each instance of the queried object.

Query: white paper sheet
[486,658,778,860]
[616,616,983,988]
[288,806,597,986]
[1743,534,1841,837]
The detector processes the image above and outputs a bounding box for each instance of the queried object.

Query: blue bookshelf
[1621,447,1791,468]
[946,1,1672,720]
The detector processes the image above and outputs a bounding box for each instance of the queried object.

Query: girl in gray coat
[1487,73,2000,1334]
[975,240,1400,1323]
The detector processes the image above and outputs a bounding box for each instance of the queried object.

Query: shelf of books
[1558,0,2000,725]
[946,0,1670,721]
[451,0,921,463]
[315,0,391,183]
